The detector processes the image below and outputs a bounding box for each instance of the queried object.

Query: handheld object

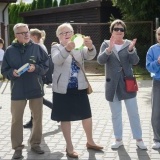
[17,63,30,76]
[71,34,84,50]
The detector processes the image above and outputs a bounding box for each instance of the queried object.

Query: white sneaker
[111,140,123,149]
[136,141,147,150]
[152,142,160,149]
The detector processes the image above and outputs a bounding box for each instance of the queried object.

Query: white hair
[13,23,29,34]
[56,23,74,37]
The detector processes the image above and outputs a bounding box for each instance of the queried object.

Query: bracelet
[65,47,71,52]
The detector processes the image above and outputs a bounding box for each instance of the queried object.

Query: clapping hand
[107,36,115,53]
[128,38,137,51]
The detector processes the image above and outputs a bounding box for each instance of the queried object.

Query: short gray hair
[13,23,29,34]
[56,23,74,37]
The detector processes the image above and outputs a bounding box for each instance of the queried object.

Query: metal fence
[6,21,154,67]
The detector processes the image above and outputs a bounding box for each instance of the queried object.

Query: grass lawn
[133,65,151,80]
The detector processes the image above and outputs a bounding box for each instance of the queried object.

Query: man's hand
[28,64,35,72]
[13,69,20,77]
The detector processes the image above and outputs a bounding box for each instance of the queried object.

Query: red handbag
[124,76,138,92]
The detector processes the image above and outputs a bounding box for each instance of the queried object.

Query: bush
[53,0,58,7]
[37,0,44,9]
[44,0,52,8]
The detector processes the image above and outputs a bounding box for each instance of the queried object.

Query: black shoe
[31,146,45,154]
[12,150,22,159]
[23,119,33,128]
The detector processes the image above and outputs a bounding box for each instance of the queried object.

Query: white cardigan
[51,44,96,94]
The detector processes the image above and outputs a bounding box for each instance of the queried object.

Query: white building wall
[0,3,9,48]
[0,3,9,25]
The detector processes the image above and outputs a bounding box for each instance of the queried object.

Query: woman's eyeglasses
[113,28,125,32]
[59,31,72,36]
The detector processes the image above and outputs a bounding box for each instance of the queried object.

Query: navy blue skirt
[51,88,92,121]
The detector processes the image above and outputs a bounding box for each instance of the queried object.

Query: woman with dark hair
[97,19,147,150]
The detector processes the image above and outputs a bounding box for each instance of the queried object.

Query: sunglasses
[113,28,125,32]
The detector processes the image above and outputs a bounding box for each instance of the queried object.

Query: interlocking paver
[0,78,160,159]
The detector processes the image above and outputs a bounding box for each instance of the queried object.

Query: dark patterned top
[67,58,80,88]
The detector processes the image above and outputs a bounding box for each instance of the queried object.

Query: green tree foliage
[9,4,17,24]
[111,0,160,21]
[81,0,87,2]
[31,0,37,10]
[53,0,58,7]
[59,0,67,6]
[69,0,74,4]
[44,0,52,8]
[9,2,32,24]
[25,3,32,11]
[12,5,19,23]
[37,0,44,9]
[74,0,86,3]
[18,1,26,22]
[66,0,69,5]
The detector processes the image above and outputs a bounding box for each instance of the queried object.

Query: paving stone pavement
[0,77,160,160]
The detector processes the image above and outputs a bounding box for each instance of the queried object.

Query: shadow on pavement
[26,151,64,160]
[43,124,61,137]
[87,149,104,160]
[136,148,151,160]
[24,125,62,159]
[116,146,131,160]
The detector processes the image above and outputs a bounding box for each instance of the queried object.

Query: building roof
[20,1,112,17]
[0,0,16,3]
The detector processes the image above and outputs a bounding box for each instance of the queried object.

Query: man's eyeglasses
[59,31,72,36]
[16,31,30,36]
[113,28,125,32]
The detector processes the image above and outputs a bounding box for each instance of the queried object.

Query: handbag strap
[70,54,89,83]
[114,53,135,78]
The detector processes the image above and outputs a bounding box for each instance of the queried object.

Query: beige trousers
[11,97,43,150]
